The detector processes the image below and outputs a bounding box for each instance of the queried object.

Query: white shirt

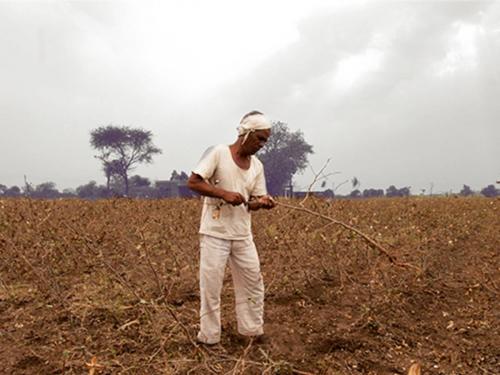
[193,144,268,240]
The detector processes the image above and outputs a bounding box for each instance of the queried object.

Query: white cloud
[437,22,481,76]
[332,48,384,91]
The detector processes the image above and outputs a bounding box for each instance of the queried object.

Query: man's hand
[188,173,246,206]
[257,195,276,209]
[248,195,276,210]
[222,191,246,206]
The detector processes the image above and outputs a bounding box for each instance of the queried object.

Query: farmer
[187,110,276,345]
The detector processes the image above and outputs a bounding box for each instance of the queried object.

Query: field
[0,197,498,374]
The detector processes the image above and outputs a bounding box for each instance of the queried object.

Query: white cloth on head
[237,114,271,144]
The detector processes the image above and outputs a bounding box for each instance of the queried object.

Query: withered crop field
[0,197,498,374]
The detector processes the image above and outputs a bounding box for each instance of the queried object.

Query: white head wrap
[237,113,271,144]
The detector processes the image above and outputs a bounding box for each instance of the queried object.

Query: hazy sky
[1,0,499,194]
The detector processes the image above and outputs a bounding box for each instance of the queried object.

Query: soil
[0,197,498,374]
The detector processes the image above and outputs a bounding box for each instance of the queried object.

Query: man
[187,110,276,345]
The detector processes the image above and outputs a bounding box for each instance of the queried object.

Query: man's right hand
[221,191,246,206]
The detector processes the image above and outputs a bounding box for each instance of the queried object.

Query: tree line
[0,171,192,199]
[1,122,498,199]
[1,180,497,199]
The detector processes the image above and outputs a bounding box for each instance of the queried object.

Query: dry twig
[277,160,420,271]
[407,362,421,375]
[139,228,164,296]
[86,356,104,375]
[276,201,419,271]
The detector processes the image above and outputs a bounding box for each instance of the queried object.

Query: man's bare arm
[187,173,245,206]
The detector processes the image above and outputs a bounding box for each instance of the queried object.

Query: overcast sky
[1,0,498,194]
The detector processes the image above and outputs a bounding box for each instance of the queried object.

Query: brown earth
[0,197,498,374]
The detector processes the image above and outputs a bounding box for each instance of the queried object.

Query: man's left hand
[257,195,276,209]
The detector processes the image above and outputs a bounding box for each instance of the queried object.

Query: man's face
[244,129,271,155]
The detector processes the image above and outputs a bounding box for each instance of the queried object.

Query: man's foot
[196,331,220,346]
[196,338,220,347]
[247,334,270,346]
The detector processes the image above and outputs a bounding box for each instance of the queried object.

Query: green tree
[90,125,162,196]
[258,121,313,196]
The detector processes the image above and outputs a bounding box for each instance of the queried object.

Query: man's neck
[230,140,250,159]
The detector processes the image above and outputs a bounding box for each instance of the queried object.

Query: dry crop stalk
[139,228,164,296]
[86,356,103,375]
[275,159,420,271]
[230,338,253,374]
[275,200,420,271]
[62,221,208,359]
[0,234,65,300]
[408,362,421,375]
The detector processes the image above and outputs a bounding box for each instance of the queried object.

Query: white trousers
[197,234,264,344]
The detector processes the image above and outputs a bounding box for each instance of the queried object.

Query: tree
[323,189,334,199]
[4,186,21,197]
[386,185,398,197]
[386,185,411,197]
[170,170,180,181]
[0,184,6,195]
[33,182,59,198]
[90,125,162,196]
[398,186,411,197]
[258,121,313,196]
[350,189,361,198]
[76,181,108,199]
[129,175,151,187]
[363,188,384,198]
[61,188,77,197]
[480,184,499,197]
[23,175,34,197]
[459,185,474,196]
[170,170,189,182]
[103,159,123,191]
